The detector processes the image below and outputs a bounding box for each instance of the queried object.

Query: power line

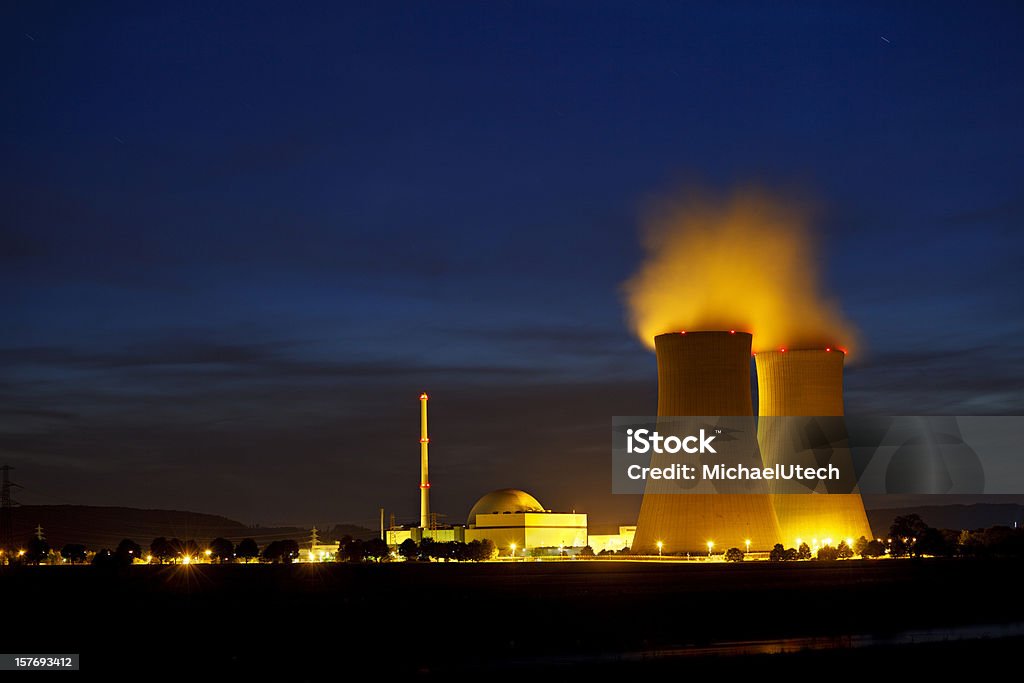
[1,465,22,554]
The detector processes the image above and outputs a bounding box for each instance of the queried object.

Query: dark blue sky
[3,3,1022,529]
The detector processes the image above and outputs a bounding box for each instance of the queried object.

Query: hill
[9,505,315,550]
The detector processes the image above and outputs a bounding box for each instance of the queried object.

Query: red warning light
[825,347,831,352]
[729,330,736,334]
[419,392,429,400]
[780,348,786,353]
[680,330,686,335]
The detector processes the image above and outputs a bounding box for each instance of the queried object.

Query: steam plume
[623,188,858,355]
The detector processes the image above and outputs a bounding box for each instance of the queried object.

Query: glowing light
[845,538,854,547]
[182,555,191,564]
[706,541,714,556]
[745,539,751,552]
[145,555,152,562]
[795,538,802,546]
[623,189,858,355]
[17,550,25,557]
[826,347,832,352]
[824,538,832,546]
[204,549,212,557]
[509,543,517,554]
[729,330,736,334]
[680,330,686,334]
[419,393,429,400]
[780,347,786,353]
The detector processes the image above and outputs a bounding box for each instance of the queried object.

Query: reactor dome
[467,489,545,526]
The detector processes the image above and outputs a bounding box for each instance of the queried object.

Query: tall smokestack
[633,332,781,553]
[755,350,873,546]
[419,392,430,530]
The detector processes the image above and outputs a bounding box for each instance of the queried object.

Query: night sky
[3,3,1023,530]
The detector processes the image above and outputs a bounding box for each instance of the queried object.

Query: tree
[862,540,886,558]
[465,539,494,562]
[208,537,234,563]
[166,538,185,562]
[24,536,50,564]
[578,545,595,558]
[364,538,389,562]
[784,547,798,561]
[397,540,417,561]
[61,543,87,564]
[816,545,839,561]
[92,549,115,567]
[836,540,854,559]
[150,537,175,564]
[915,527,952,557]
[262,540,296,563]
[418,538,436,562]
[115,539,142,565]
[398,538,418,562]
[853,536,869,557]
[452,541,471,562]
[769,543,786,561]
[338,536,365,563]
[725,547,744,562]
[280,540,299,562]
[889,514,929,557]
[236,538,260,563]
[797,542,811,560]
[427,540,449,562]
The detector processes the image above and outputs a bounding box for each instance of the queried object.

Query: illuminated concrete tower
[419,392,431,529]
[756,349,873,547]
[633,332,781,554]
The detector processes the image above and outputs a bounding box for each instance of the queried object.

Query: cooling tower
[756,349,873,547]
[632,332,781,554]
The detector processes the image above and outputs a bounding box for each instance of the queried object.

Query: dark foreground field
[3,559,1022,675]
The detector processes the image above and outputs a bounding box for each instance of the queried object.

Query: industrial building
[385,394,594,555]
[632,331,782,554]
[464,489,587,555]
[755,349,873,547]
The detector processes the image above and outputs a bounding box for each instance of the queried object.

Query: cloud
[845,345,1024,414]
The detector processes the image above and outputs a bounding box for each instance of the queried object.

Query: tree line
[765,514,1024,561]
[393,537,496,562]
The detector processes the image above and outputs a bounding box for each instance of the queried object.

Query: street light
[509,542,517,560]
[656,540,663,558]
[706,541,714,557]
[745,539,751,554]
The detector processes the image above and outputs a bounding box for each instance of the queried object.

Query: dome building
[464,488,587,556]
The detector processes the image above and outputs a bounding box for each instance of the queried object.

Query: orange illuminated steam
[623,188,858,355]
